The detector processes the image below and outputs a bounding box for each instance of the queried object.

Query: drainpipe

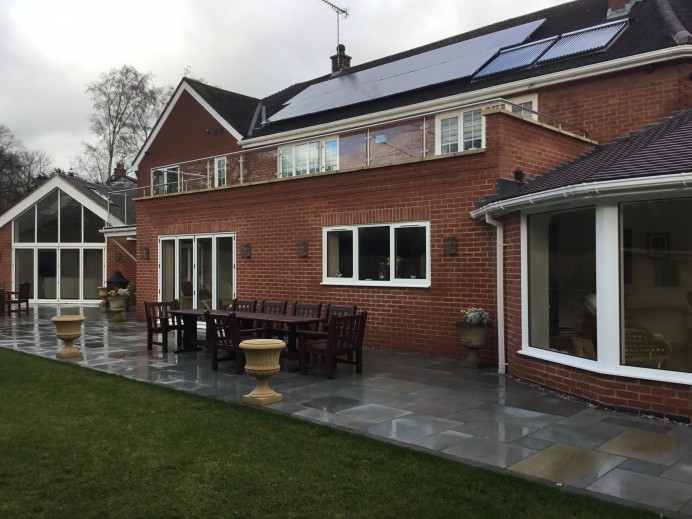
[485,214,506,374]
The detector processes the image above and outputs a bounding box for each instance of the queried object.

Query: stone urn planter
[240,339,285,405]
[52,315,86,359]
[97,286,108,311]
[108,295,127,323]
[458,326,487,369]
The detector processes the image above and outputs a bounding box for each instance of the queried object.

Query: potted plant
[107,287,129,321]
[457,307,491,368]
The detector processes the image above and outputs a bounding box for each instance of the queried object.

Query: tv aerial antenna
[320,0,349,47]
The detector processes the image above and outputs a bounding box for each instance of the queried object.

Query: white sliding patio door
[159,233,235,310]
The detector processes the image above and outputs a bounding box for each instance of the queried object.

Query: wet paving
[3,304,692,517]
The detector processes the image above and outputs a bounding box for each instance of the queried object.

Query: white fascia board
[0,176,111,228]
[131,81,244,171]
[471,172,692,219]
[241,46,691,150]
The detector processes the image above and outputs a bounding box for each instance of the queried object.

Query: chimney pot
[331,44,352,73]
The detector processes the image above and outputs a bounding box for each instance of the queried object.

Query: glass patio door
[159,234,235,310]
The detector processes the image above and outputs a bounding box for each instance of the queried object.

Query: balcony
[106,99,589,229]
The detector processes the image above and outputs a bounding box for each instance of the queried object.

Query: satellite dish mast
[320,0,349,47]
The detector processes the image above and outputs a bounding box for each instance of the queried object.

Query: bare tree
[74,65,163,184]
[0,124,53,213]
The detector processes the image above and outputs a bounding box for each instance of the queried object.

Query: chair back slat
[292,302,323,332]
[260,300,287,315]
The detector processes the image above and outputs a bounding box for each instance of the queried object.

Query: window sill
[321,279,431,289]
[519,347,692,385]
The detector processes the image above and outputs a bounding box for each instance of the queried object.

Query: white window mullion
[597,203,621,370]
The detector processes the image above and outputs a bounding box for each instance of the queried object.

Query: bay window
[323,222,430,286]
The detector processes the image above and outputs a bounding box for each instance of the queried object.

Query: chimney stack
[331,44,351,74]
[607,0,639,19]
[113,162,127,180]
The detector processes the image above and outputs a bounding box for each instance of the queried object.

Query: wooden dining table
[169,308,324,356]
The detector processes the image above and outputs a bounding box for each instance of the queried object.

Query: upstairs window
[215,157,227,187]
[435,95,537,155]
[436,109,484,154]
[279,137,339,177]
[152,167,179,195]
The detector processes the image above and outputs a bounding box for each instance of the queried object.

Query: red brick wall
[0,223,11,288]
[538,60,692,144]
[106,237,136,292]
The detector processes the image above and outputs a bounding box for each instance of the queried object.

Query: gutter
[484,214,506,374]
[241,46,691,149]
[471,171,692,219]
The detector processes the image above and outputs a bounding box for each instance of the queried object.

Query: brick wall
[134,113,593,364]
[0,224,11,288]
[538,61,692,144]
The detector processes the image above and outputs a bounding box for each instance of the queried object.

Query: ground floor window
[160,233,235,309]
[621,198,692,372]
[524,196,692,378]
[527,208,597,359]
[323,222,430,287]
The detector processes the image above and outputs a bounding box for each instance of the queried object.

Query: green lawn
[0,348,657,518]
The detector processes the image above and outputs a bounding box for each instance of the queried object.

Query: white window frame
[322,221,431,288]
[214,157,227,187]
[278,137,339,178]
[434,95,539,155]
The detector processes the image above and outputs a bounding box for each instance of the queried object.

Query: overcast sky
[1,0,570,170]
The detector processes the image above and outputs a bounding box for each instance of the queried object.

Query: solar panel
[537,20,627,64]
[269,19,545,122]
[475,37,557,78]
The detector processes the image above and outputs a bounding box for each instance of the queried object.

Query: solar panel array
[269,19,545,122]
[476,19,627,78]
[537,19,627,63]
[475,38,557,78]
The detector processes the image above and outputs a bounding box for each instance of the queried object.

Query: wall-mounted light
[141,247,150,259]
[115,253,122,262]
[240,244,252,259]
[443,237,458,256]
[297,242,309,257]
[513,168,526,185]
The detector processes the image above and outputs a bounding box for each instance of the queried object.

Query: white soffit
[269,19,546,123]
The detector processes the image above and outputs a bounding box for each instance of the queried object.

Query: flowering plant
[108,287,129,298]
[457,307,491,328]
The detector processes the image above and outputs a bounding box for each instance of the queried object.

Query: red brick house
[2,0,692,418]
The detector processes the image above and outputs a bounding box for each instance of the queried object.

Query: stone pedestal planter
[459,326,487,369]
[97,286,107,311]
[240,339,285,405]
[108,296,127,323]
[52,315,86,359]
